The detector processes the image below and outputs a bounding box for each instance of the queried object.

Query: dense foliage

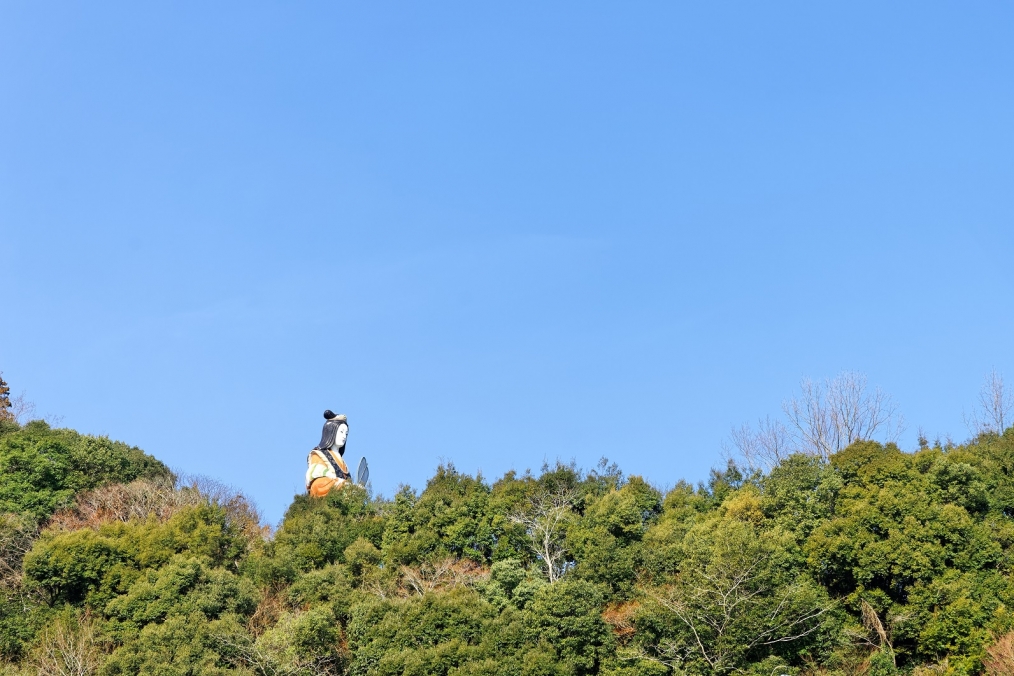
[0,420,169,522]
[4,416,1014,674]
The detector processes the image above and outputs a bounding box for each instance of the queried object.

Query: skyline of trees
[1,370,1014,674]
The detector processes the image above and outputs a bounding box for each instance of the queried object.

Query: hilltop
[2,416,1014,674]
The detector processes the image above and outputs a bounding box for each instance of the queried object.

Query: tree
[643,518,831,674]
[522,579,614,675]
[965,369,1013,436]
[783,371,903,460]
[0,372,36,425]
[28,610,102,676]
[380,465,492,565]
[0,422,169,522]
[216,608,347,676]
[0,373,10,422]
[729,372,904,468]
[727,415,791,471]
[565,477,661,594]
[509,488,575,582]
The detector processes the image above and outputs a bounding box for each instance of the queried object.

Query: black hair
[314,417,348,453]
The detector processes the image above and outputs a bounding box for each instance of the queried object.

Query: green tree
[382,465,493,565]
[640,500,831,674]
[0,421,169,522]
[249,483,384,584]
[566,477,660,595]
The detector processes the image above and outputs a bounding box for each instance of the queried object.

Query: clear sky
[2,2,1012,524]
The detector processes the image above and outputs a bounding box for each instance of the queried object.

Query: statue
[305,410,369,497]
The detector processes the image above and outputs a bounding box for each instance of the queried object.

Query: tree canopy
[3,414,1014,674]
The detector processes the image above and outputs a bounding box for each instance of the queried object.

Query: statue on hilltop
[305,410,368,497]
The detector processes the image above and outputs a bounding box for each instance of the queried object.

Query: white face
[334,423,348,449]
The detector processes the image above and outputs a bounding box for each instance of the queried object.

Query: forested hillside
[4,414,1014,674]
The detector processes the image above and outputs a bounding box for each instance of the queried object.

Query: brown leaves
[601,601,639,643]
[984,631,1014,676]
[46,475,264,541]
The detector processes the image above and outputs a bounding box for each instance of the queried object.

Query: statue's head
[316,411,348,453]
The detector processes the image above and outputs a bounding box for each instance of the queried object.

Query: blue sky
[2,2,1012,524]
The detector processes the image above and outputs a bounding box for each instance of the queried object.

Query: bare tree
[0,513,38,597]
[509,489,575,582]
[216,629,345,676]
[399,557,488,596]
[965,369,1013,436]
[783,371,903,460]
[30,612,103,676]
[0,515,40,628]
[9,393,37,424]
[727,416,791,471]
[728,371,904,468]
[0,372,38,424]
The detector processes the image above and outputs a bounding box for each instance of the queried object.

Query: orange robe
[306,449,350,498]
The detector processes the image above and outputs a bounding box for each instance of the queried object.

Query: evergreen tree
[0,372,11,422]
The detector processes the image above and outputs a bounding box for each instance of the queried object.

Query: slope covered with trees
[3,378,1014,674]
